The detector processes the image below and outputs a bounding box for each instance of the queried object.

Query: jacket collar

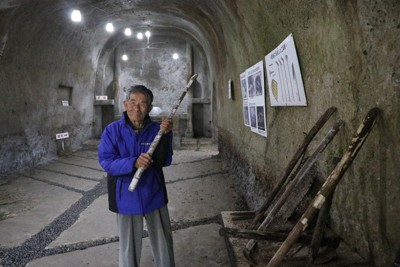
[122,111,152,129]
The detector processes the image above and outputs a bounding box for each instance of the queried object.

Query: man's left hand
[160,117,173,133]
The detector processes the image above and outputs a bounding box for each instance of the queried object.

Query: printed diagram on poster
[265,33,307,106]
[240,71,250,127]
[246,61,267,137]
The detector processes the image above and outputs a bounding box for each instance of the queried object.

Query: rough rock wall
[0,2,100,173]
[116,36,189,116]
[216,1,400,266]
[0,0,398,265]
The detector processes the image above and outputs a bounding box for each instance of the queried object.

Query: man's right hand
[135,153,153,169]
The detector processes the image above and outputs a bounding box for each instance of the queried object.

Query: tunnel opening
[93,28,215,148]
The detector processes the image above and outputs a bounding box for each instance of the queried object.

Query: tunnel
[0,0,399,266]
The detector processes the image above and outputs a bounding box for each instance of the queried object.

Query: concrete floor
[0,139,246,267]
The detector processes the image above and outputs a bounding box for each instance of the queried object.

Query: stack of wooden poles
[220,107,379,266]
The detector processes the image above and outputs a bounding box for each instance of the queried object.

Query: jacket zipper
[134,127,145,214]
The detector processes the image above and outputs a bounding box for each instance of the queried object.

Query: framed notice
[246,61,267,137]
[240,71,250,127]
[265,33,307,106]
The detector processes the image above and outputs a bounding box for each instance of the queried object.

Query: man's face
[123,92,152,123]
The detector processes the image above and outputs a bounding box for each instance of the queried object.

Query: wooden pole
[308,193,333,264]
[228,211,257,221]
[244,119,344,259]
[220,227,338,247]
[220,227,312,243]
[266,108,379,267]
[250,107,337,229]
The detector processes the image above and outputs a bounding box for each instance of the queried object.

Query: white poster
[246,61,267,137]
[265,33,307,106]
[240,71,250,127]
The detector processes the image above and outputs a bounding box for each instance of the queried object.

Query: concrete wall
[215,1,399,266]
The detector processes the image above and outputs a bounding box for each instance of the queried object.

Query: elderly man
[98,85,175,267]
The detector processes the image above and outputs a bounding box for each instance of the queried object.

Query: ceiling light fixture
[145,31,151,48]
[172,53,179,60]
[105,22,114,32]
[122,54,128,61]
[71,10,82,22]
[136,32,143,40]
[124,28,132,36]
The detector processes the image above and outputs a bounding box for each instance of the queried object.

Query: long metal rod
[128,74,198,192]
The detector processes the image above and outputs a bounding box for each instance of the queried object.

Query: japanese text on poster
[265,33,307,106]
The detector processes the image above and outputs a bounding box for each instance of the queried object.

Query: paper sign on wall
[96,95,108,100]
[240,71,250,127]
[56,132,69,140]
[246,61,267,137]
[265,33,307,106]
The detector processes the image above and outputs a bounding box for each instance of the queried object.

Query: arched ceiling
[0,0,228,74]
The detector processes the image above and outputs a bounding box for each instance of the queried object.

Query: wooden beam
[266,108,380,267]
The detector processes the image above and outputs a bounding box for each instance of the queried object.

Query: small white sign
[62,100,69,106]
[56,132,69,140]
[96,95,108,100]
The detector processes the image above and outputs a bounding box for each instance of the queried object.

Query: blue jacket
[98,112,173,215]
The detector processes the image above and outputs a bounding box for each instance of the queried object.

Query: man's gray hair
[126,85,154,105]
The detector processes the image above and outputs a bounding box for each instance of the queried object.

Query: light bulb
[71,10,82,22]
[105,22,114,32]
[124,28,132,36]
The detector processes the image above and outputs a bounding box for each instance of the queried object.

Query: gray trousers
[116,205,175,267]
